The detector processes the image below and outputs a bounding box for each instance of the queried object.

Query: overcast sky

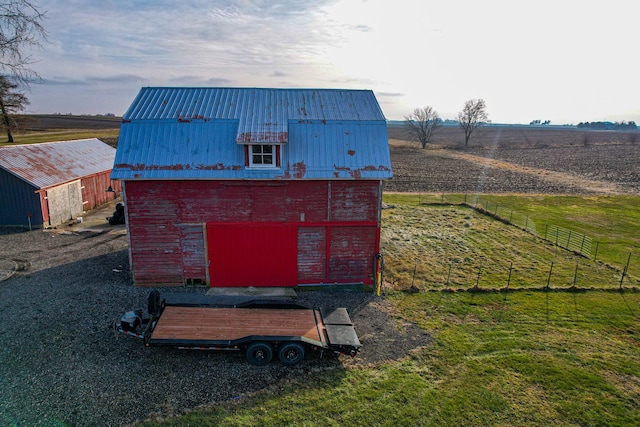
[24,0,640,124]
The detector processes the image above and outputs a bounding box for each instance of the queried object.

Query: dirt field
[387,125,639,194]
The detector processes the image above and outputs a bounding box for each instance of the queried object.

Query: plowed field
[387,125,639,194]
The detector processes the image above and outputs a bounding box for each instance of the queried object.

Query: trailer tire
[246,342,273,366]
[278,342,305,366]
[148,290,161,316]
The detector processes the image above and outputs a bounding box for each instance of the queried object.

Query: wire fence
[384,193,639,291]
[396,256,638,292]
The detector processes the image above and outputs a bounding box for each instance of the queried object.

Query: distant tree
[404,106,441,149]
[0,75,29,142]
[457,99,488,147]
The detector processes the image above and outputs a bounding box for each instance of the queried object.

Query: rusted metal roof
[113,87,392,180]
[0,138,116,189]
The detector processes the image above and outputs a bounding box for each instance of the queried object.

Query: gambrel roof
[112,87,393,180]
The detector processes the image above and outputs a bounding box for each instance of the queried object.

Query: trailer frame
[117,291,361,366]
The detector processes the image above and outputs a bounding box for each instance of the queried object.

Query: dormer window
[247,144,279,168]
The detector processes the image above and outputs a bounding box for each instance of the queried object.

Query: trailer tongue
[117,291,361,366]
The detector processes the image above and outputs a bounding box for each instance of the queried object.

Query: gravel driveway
[0,226,427,427]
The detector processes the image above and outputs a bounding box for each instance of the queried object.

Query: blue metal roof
[0,138,116,189]
[113,87,392,180]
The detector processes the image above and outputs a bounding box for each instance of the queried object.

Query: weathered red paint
[124,180,381,287]
[80,172,121,210]
[115,163,242,171]
[280,161,306,179]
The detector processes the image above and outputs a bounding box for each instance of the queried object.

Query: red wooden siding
[330,181,379,222]
[180,224,206,286]
[80,172,121,211]
[124,180,382,287]
[298,226,327,282]
[329,226,377,281]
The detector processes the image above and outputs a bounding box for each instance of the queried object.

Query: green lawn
[0,129,119,145]
[136,195,640,427]
[138,290,640,427]
[382,194,640,287]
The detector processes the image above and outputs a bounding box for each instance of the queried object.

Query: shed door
[45,180,83,226]
[207,223,297,287]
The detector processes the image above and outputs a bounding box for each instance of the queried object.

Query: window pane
[263,155,272,164]
[252,154,263,164]
[252,145,261,154]
[263,145,273,154]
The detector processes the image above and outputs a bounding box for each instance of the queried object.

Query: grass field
[0,114,120,146]
[136,195,640,426]
[137,288,640,426]
[381,194,640,289]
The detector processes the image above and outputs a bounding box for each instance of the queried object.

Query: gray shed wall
[0,168,43,227]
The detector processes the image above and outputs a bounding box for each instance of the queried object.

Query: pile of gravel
[0,227,428,427]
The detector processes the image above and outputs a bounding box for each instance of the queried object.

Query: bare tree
[457,98,488,147]
[0,75,28,141]
[0,0,46,81]
[404,106,441,149]
[0,1,46,142]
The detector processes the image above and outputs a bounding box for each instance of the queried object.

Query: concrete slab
[206,287,297,298]
[59,198,127,234]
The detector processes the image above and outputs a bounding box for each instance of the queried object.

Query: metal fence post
[620,253,632,290]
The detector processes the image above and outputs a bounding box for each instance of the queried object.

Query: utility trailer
[117,291,361,366]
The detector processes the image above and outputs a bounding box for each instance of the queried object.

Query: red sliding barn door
[207,223,297,287]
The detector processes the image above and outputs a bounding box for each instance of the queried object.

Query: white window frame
[248,144,277,168]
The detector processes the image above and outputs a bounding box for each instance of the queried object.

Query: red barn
[112,87,392,288]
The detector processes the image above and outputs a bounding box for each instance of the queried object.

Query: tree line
[577,121,637,131]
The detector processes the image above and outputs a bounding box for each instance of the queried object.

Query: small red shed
[112,87,392,288]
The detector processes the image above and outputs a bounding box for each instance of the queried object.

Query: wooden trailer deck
[149,306,327,346]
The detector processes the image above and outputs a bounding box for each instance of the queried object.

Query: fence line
[388,255,638,292]
[387,193,638,289]
[440,194,590,257]
[545,224,593,258]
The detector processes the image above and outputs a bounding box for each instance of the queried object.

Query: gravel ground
[0,226,427,427]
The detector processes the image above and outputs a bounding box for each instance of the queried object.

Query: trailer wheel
[147,290,161,316]
[278,342,305,366]
[246,342,273,366]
